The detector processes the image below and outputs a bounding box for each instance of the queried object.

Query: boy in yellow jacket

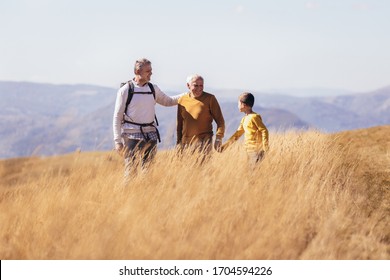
[221,92,269,163]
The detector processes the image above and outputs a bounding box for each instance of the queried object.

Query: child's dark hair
[239,92,255,107]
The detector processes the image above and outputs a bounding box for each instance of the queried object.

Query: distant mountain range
[0,81,388,158]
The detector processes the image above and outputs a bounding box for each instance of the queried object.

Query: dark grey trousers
[123,138,157,179]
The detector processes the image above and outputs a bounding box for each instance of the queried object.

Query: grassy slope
[0,126,389,259]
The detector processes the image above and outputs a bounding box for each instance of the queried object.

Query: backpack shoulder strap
[146,82,159,126]
[125,80,135,111]
[147,82,156,100]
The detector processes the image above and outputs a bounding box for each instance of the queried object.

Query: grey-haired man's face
[187,78,204,97]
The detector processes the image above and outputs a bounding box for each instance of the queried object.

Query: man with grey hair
[177,74,225,154]
[113,58,182,178]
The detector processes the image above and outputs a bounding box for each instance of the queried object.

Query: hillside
[0,126,388,259]
[1,81,388,159]
[0,81,115,158]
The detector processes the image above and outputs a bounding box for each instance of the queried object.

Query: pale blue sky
[1,0,389,92]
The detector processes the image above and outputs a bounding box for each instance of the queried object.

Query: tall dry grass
[0,127,389,259]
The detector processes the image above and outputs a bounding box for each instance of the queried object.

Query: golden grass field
[0,126,389,260]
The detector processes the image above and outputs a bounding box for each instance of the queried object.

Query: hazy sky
[1,0,389,92]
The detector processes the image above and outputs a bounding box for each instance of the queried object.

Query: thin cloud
[235,5,244,14]
[305,1,320,10]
